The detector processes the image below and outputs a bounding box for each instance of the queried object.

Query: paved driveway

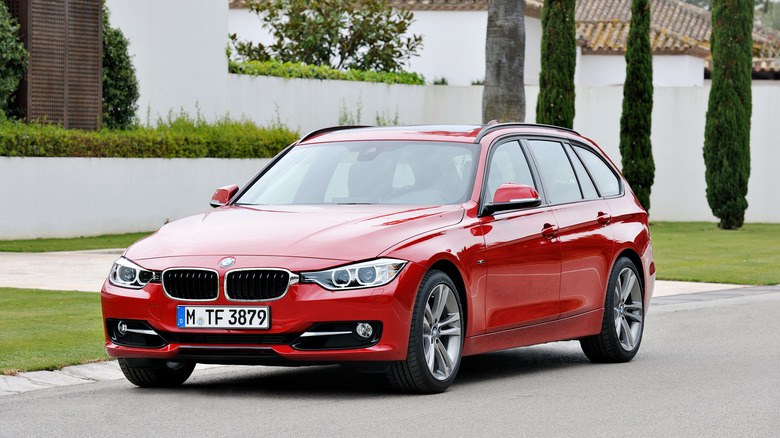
[0,249,752,297]
[0,249,121,292]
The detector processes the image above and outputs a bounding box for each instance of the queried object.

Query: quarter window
[573,145,621,197]
[565,144,599,200]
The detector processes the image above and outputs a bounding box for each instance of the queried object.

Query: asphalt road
[2,293,778,437]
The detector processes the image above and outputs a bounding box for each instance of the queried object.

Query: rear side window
[564,144,599,200]
[573,145,621,197]
[527,140,582,205]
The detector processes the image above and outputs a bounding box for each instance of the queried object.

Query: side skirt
[463,309,604,357]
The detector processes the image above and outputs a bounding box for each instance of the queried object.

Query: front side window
[483,140,536,204]
[235,141,480,206]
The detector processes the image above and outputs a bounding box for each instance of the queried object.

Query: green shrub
[231,59,425,85]
[536,0,576,128]
[0,2,27,118]
[103,4,139,130]
[241,0,422,73]
[703,0,753,229]
[0,115,299,158]
[619,0,655,213]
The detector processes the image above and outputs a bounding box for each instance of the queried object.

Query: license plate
[177,306,270,329]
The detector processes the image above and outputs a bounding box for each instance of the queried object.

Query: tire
[387,270,464,394]
[118,358,196,388]
[580,257,645,363]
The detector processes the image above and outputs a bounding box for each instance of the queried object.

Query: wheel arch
[428,259,469,334]
[614,248,645,292]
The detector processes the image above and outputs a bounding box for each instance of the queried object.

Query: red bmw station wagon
[101,123,655,393]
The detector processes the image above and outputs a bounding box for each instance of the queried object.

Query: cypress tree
[619,0,654,213]
[535,0,576,128]
[703,0,753,229]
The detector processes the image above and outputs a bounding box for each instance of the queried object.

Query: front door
[481,140,562,332]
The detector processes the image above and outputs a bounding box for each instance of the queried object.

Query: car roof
[297,123,586,146]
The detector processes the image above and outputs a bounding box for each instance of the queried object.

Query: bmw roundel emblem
[219,257,236,268]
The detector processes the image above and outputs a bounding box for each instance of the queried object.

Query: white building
[230,0,779,86]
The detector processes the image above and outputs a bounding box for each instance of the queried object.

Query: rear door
[525,139,615,318]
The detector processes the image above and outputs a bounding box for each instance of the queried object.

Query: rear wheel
[387,270,464,394]
[118,358,195,387]
[580,257,644,363]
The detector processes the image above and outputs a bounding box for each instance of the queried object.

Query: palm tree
[482,0,526,123]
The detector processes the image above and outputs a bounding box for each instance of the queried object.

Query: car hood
[125,204,465,263]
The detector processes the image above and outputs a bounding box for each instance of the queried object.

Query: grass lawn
[0,288,107,375]
[0,232,151,252]
[650,222,780,285]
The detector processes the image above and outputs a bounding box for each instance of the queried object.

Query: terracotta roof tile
[578,20,710,57]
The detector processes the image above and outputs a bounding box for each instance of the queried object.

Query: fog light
[117,321,128,336]
[355,323,373,339]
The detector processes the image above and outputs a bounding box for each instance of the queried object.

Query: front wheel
[118,358,196,387]
[580,257,645,363]
[387,270,464,394]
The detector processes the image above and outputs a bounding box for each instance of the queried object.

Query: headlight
[109,257,159,289]
[301,258,407,291]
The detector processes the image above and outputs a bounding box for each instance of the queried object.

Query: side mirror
[481,183,542,216]
[210,185,239,208]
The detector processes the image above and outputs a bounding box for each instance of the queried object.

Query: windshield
[235,141,480,205]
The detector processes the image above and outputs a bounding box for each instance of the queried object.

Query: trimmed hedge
[230,59,426,85]
[0,117,299,158]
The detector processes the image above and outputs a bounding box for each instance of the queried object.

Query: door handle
[541,223,558,239]
[597,212,612,226]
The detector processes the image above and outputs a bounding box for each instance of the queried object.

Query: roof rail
[474,123,580,144]
[296,125,370,144]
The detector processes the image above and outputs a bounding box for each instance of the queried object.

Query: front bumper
[101,262,425,363]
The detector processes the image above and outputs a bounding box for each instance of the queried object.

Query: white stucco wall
[0,158,269,239]
[105,0,231,122]
[578,54,704,87]
[654,56,706,87]
[227,74,484,133]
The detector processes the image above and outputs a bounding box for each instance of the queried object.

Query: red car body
[102,124,654,392]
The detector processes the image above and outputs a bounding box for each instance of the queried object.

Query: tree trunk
[482,0,525,123]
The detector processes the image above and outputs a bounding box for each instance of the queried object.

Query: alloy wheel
[422,283,462,380]
[613,267,644,351]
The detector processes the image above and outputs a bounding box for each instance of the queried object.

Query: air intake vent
[162,269,219,301]
[225,269,297,301]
